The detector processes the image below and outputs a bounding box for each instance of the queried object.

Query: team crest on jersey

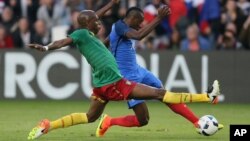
[126,80,132,85]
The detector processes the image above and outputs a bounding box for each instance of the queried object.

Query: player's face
[131,13,144,30]
[88,15,101,34]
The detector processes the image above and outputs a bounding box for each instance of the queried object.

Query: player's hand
[112,0,120,4]
[27,44,48,52]
[158,5,171,19]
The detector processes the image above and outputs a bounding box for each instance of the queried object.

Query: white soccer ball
[196,115,219,136]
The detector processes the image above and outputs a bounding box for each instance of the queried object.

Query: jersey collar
[89,31,95,36]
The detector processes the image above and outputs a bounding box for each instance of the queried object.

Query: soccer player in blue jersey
[96,7,223,137]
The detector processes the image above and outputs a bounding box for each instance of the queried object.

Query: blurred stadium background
[1,0,250,141]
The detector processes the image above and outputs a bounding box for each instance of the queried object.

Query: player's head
[77,10,101,34]
[125,7,144,30]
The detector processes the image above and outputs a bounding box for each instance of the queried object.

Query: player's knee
[138,116,149,127]
[86,113,99,123]
[139,119,148,126]
[156,89,166,100]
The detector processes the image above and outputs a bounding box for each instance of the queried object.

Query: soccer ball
[196,115,219,136]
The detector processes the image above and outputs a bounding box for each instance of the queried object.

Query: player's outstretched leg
[162,80,220,104]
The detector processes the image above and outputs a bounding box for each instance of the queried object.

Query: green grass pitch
[0,100,250,141]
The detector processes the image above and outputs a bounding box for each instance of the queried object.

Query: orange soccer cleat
[96,114,111,137]
[27,119,50,140]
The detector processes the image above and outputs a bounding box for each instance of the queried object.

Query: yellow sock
[163,91,210,103]
[50,113,88,130]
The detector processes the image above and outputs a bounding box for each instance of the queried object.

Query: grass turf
[0,100,250,141]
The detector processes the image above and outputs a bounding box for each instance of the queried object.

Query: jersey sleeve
[114,21,130,37]
[69,30,88,44]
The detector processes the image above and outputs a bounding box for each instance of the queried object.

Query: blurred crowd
[0,0,250,51]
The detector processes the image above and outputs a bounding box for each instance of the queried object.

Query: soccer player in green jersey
[27,1,221,140]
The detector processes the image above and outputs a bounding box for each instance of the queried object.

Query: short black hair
[125,7,143,18]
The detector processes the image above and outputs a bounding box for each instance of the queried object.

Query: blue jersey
[109,19,163,108]
[109,20,147,82]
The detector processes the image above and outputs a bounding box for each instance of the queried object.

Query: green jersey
[69,29,122,87]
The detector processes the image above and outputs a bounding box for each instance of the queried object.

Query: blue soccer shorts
[127,71,163,109]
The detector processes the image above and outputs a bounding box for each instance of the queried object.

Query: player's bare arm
[126,5,171,40]
[27,38,73,51]
[96,0,120,18]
